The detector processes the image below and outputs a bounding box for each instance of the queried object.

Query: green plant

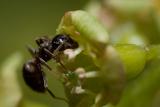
[1,7,160,107]
[54,10,160,107]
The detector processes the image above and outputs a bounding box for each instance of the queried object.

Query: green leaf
[117,58,160,107]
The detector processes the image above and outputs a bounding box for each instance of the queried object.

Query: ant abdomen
[23,59,47,92]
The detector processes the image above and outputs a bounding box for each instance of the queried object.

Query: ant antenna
[26,45,36,57]
[46,88,68,103]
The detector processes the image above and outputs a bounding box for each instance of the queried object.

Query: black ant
[23,34,78,102]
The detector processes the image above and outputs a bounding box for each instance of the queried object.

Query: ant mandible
[23,34,78,103]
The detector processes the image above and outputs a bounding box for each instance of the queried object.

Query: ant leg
[43,48,68,71]
[52,42,64,57]
[38,57,52,71]
[46,88,68,103]
[26,45,36,57]
[43,74,68,103]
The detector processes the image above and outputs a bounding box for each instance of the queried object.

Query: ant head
[52,34,79,51]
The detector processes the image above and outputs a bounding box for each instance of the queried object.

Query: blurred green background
[0,0,87,107]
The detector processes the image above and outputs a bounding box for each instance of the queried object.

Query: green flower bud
[115,44,146,79]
